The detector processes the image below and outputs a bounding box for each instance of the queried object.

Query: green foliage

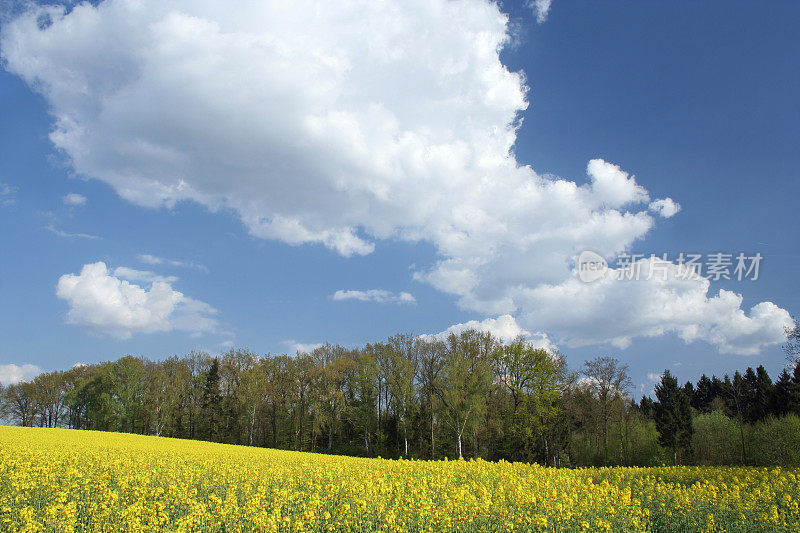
[626,417,667,466]
[747,414,800,467]
[692,411,742,465]
[4,331,800,468]
[492,339,565,463]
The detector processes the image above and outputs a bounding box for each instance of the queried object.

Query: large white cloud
[519,258,793,355]
[2,0,791,354]
[56,262,219,339]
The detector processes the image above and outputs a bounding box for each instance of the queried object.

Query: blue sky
[0,0,797,395]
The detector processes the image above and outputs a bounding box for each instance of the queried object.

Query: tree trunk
[271,405,278,447]
[544,436,549,467]
[738,414,746,465]
[430,407,436,459]
[299,397,305,451]
[735,396,747,465]
[249,404,257,446]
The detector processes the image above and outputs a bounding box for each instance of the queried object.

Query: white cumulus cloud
[649,197,681,218]
[55,262,219,339]
[282,340,323,355]
[332,289,416,305]
[421,314,555,351]
[0,363,40,385]
[520,258,794,355]
[2,0,790,355]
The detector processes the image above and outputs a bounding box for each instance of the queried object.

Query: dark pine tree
[693,374,714,413]
[682,381,695,409]
[791,361,800,415]
[638,396,655,418]
[773,369,793,417]
[710,376,726,409]
[201,358,222,442]
[654,370,693,465]
[743,367,759,423]
[752,366,774,422]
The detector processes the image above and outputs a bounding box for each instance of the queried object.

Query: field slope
[1,426,798,532]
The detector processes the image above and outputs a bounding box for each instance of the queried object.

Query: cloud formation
[62,192,87,206]
[649,197,681,218]
[112,266,179,284]
[138,254,209,273]
[2,0,790,354]
[640,372,662,398]
[55,262,218,339]
[332,289,416,305]
[421,314,556,352]
[0,363,40,385]
[520,258,793,355]
[282,340,323,355]
[527,0,552,24]
[45,223,100,240]
[0,182,17,206]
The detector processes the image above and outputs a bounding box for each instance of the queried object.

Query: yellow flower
[1,426,798,533]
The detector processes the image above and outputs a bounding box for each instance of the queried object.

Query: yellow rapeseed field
[1,426,798,532]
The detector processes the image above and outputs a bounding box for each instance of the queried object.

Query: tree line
[3,329,800,467]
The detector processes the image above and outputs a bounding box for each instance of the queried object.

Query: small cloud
[56,261,219,339]
[139,254,164,265]
[62,192,87,206]
[639,372,662,397]
[331,289,416,305]
[526,0,552,24]
[649,197,681,218]
[0,183,18,206]
[420,314,557,351]
[282,339,323,354]
[0,363,40,385]
[138,254,209,273]
[113,266,179,284]
[45,224,101,240]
